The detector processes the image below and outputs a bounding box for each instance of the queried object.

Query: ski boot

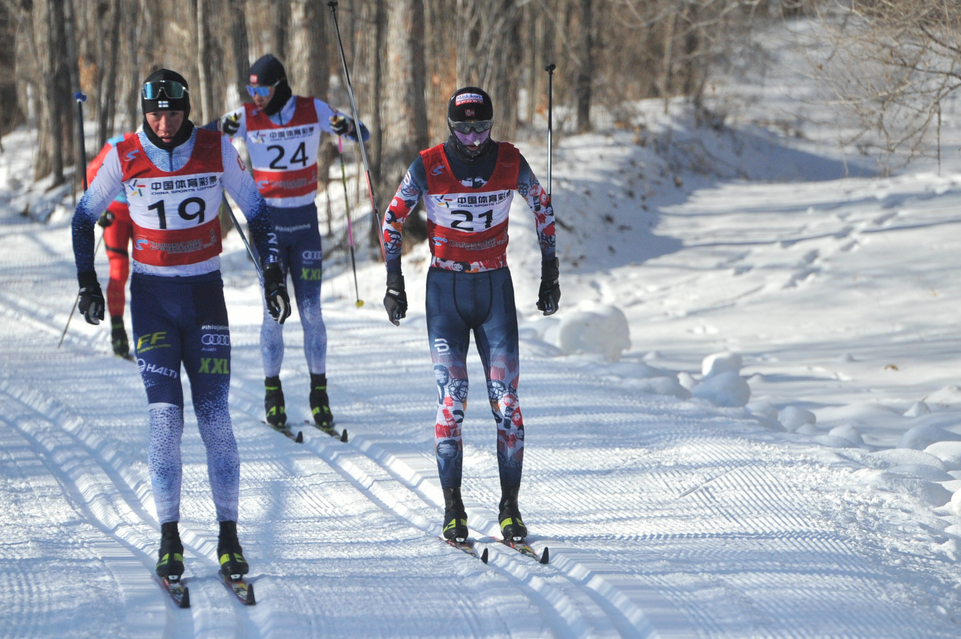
[265,376,286,427]
[217,520,249,579]
[498,486,528,541]
[309,373,334,429]
[156,521,185,581]
[111,316,130,358]
[442,487,468,542]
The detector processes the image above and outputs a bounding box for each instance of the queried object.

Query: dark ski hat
[447,87,493,123]
[141,68,190,118]
[249,54,286,86]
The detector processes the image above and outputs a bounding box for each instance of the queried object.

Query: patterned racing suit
[382,140,556,489]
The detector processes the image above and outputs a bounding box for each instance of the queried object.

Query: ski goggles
[247,81,280,97]
[141,80,188,101]
[448,119,493,134]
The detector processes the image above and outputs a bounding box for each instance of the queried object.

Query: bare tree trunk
[290,0,328,99]
[35,0,65,185]
[574,0,591,132]
[367,0,386,251]
[380,0,429,245]
[660,7,676,113]
[0,4,20,137]
[272,0,289,61]
[227,0,249,108]
[97,0,121,150]
[196,0,213,123]
[123,0,141,132]
[290,0,330,192]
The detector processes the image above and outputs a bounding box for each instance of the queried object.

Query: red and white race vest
[244,97,320,207]
[421,142,519,264]
[116,130,224,267]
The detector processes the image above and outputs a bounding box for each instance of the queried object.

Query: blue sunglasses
[247,81,279,98]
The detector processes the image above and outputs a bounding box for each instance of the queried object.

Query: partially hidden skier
[380,87,560,543]
[208,54,368,434]
[71,69,291,584]
[86,132,137,359]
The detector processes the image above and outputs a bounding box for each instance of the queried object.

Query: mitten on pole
[263,263,291,324]
[536,258,560,316]
[383,272,407,326]
[77,271,105,325]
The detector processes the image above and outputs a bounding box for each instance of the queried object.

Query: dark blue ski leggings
[130,271,239,525]
[425,266,525,490]
[260,203,327,378]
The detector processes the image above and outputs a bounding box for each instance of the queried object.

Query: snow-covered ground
[4,21,961,638]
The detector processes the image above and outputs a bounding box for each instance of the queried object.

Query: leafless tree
[811,0,961,170]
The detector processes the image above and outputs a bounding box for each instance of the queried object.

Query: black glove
[329,114,355,137]
[384,272,408,326]
[77,271,105,325]
[262,263,291,324]
[97,211,114,228]
[536,258,560,316]
[222,114,241,136]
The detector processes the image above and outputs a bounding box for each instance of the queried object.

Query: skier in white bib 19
[72,68,291,586]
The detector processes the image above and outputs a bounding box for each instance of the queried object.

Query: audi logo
[201,334,230,346]
[302,250,323,260]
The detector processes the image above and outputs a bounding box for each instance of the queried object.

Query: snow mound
[925,386,961,411]
[779,406,816,432]
[701,352,743,378]
[897,424,961,450]
[858,470,953,507]
[868,448,946,471]
[924,441,961,472]
[904,401,931,417]
[691,370,751,407]
[556,304,631,362]
[829,424,864,445]
[624,376,691,399]
[950,490,961,517]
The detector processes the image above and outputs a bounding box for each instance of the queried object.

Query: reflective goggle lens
[141,80,187,100]
[448,119,492,134]
[246,82,279,98]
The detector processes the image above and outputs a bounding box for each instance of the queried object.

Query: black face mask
[445,132,495,164]
[142,116,195,152]
[263,80,293,117]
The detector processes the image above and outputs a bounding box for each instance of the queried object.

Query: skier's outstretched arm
[315,99,370,142]
[517,156,560,315]
[381,156,428,325]
[219,137,290,323]
[72,148,124,324]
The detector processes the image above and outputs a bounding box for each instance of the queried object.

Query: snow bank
[689,352,751,407]
[555,303,631,362]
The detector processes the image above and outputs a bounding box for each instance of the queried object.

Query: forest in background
[0,0,958,246]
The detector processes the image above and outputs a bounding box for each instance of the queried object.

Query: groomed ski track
[0,217,956,638]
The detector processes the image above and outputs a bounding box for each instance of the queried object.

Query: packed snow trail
[0,207,958,637]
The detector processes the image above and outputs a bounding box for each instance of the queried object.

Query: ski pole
[545,63,555,200]
[339,136,363,307]
[59,92,97,348]
[220,196,263,278]
[327,1,386,262]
